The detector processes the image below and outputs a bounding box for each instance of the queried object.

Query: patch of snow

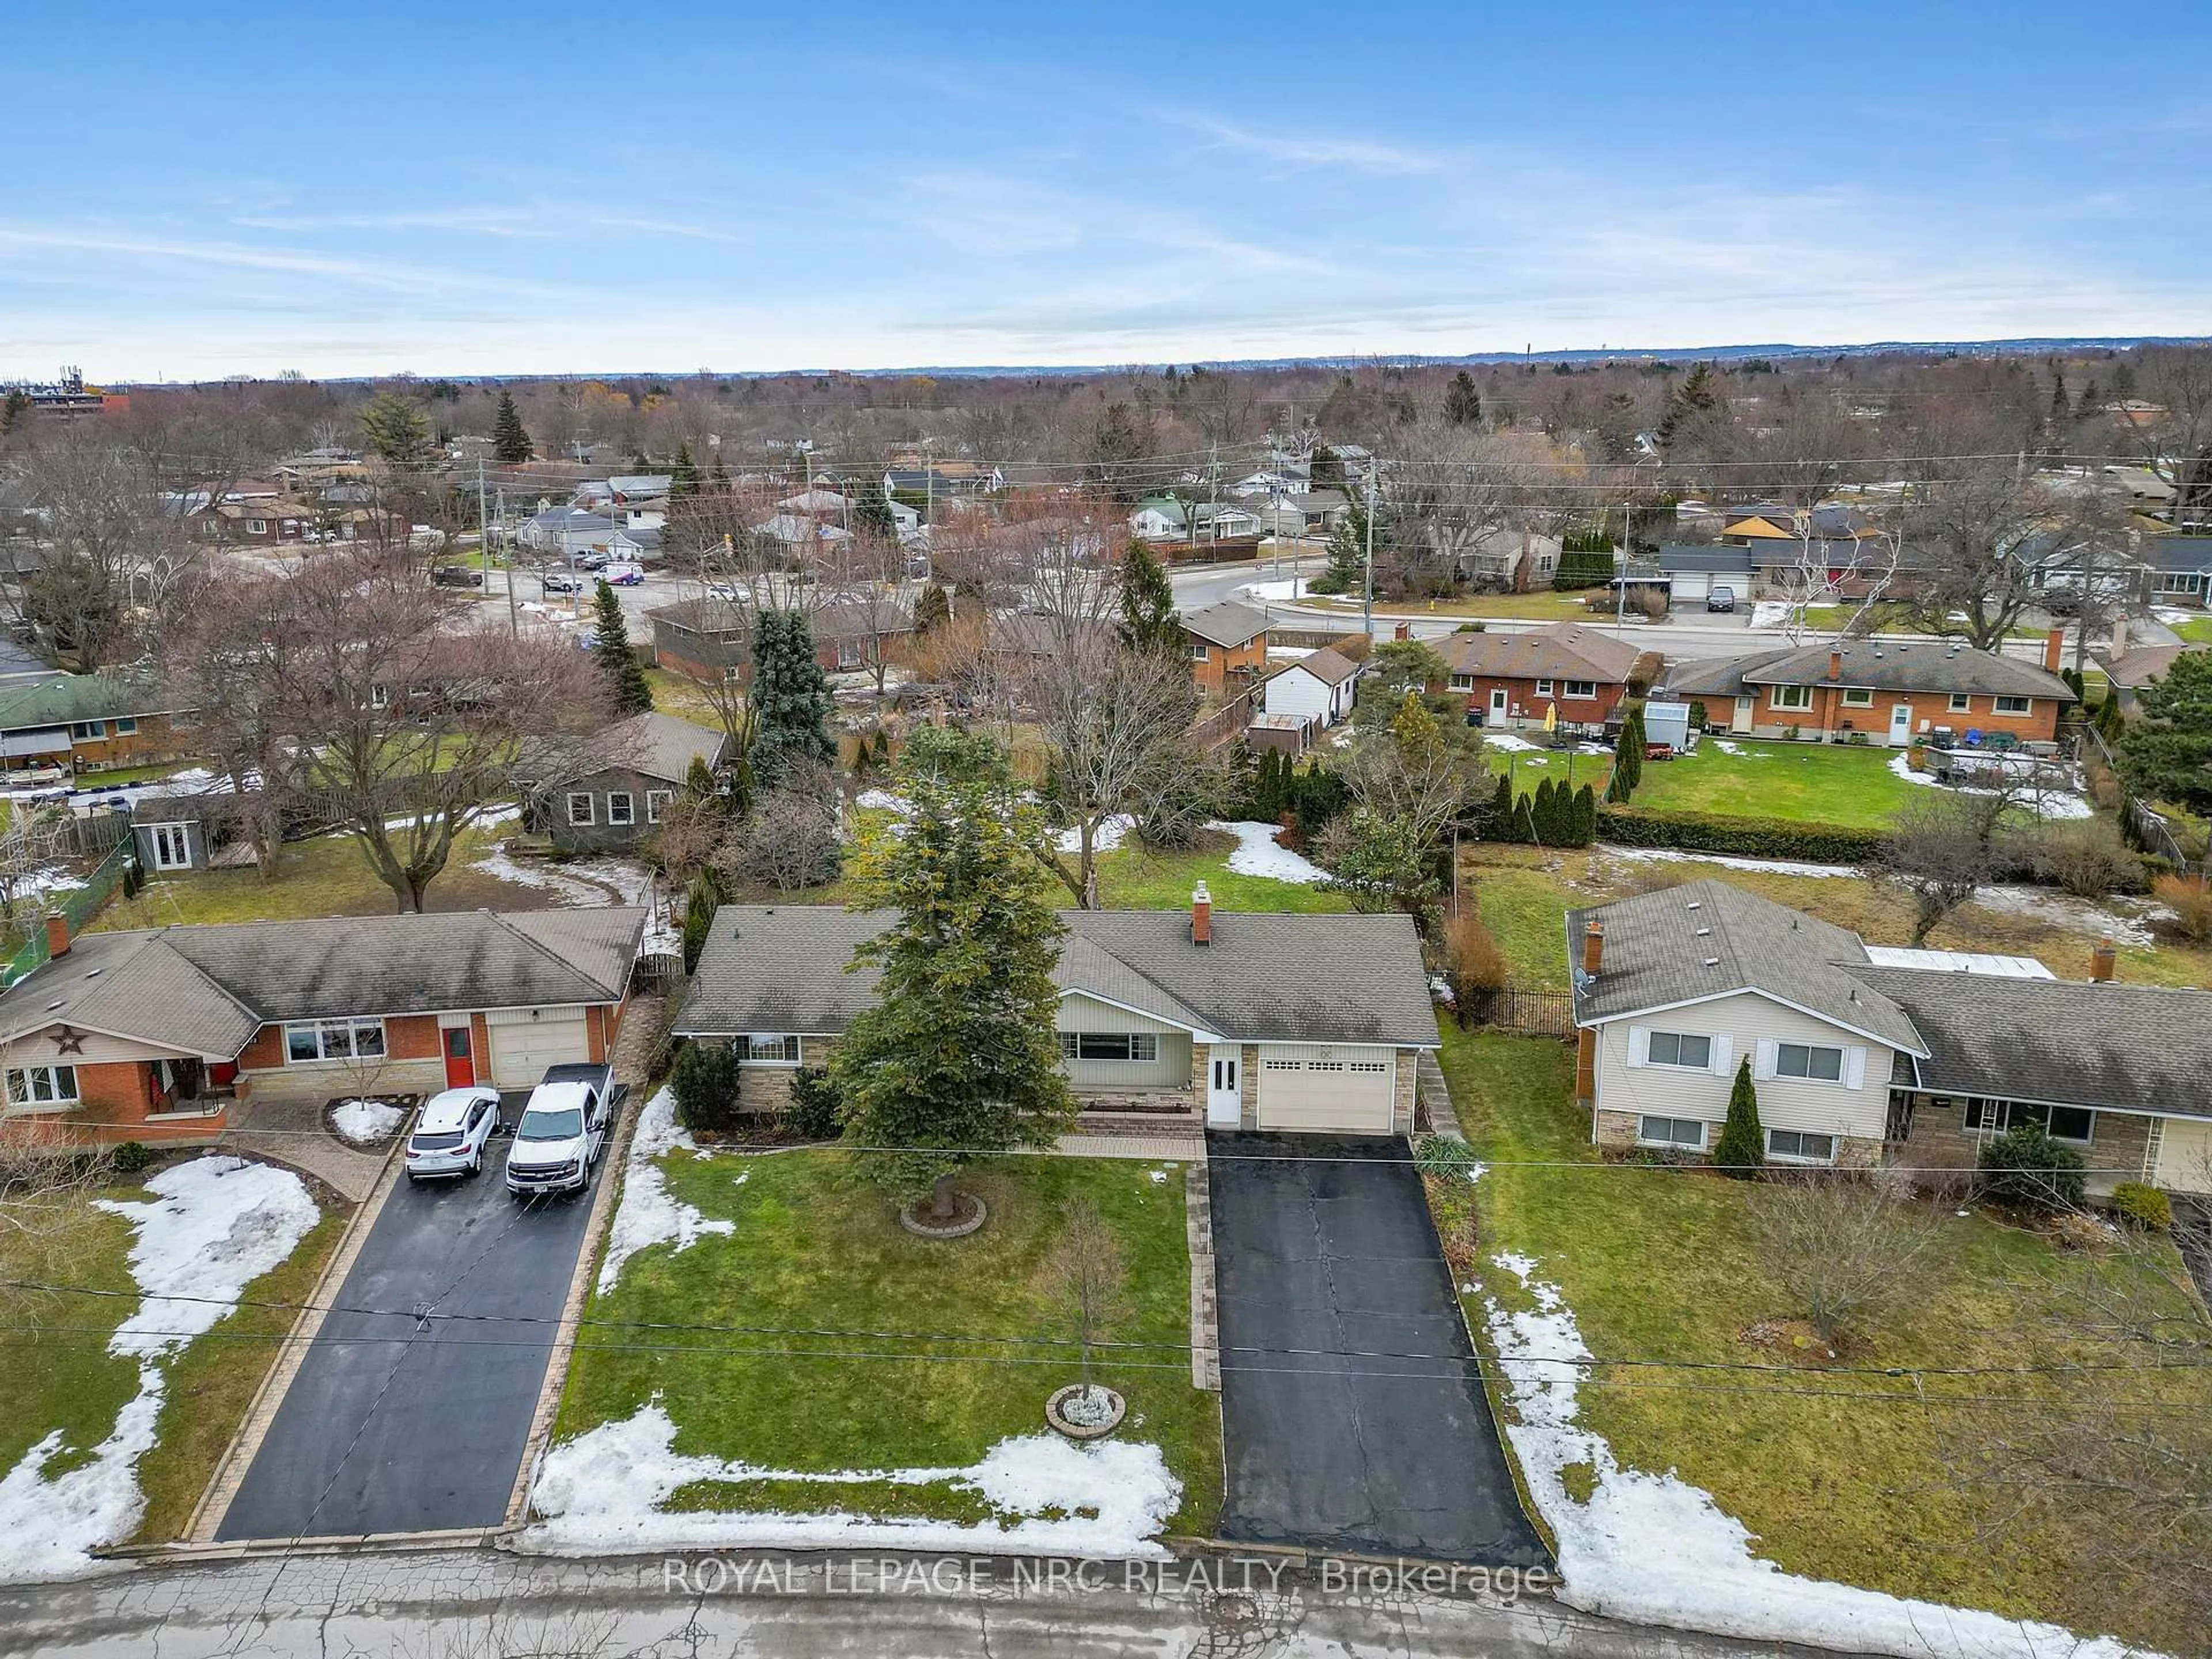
[1149,1170,1168,1184]
[1203,820,1327,884]
[1465,1163,1488,1183]
[732,1169,751,1187]
[596,1088,736,1294]
[0,1157,317,1584]
[855,787,913,814]
[471,843,609,906]
[1237,578,1304,602]
[1055,814,1134,855]
[1749,600,1792,629]
[1885,751,2094,820]
[1972,885,2158,948]
[524,1400,1179,1559]
[329,1099,406,1146]
[474,802,522,829]
[1600,844,1860,880]
[1483,733,1544,752]
[1709,739,1766,757]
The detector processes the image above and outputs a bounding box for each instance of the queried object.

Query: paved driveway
[215,1095,604,1541]
[1208,1131,1547,1566]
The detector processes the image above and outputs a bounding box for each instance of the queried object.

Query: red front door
[443,1025,475,1089]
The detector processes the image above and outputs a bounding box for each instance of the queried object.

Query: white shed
[1263,645,1362,728]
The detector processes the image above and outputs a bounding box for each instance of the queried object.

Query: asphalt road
[1208,1132,1548,1567]
[213,1100,600,1541]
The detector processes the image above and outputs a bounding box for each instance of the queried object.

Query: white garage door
[1255,1044,1396,1134]
[486,1008,592,1088]
[1670,570,1710,601]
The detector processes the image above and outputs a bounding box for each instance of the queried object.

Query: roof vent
[1703,956,1721,967]
[1695,927,1712,937]
[44,1001,61,1012]
[1685,900,1702,911]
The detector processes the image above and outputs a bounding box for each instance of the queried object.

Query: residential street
[0,1547,1809,1659]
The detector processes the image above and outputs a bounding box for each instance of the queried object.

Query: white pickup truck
[503,1062,617,1199]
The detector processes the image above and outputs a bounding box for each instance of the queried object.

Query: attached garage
[486,1006,592,1088]
[2154,1115,2212,1196]
[1255,1044,1396,1134]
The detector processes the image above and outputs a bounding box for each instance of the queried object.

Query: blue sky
[5,1,2209,380]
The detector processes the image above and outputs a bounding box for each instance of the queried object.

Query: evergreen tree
[1484,770,1516,840]
[1443,370,1483,427]
[680,875,718,972]
[1607,703,1646,803]
[852,475,899,540]
[358,391,434,472]
[1118,539,1181,655]
[2048,371,2069,425]
[1656,363,1719,450]
[1713,1059,1765,1176]
[1510,793,1538,843]
[914,581,952,635]
[1530,778,1559,844]
[1309,443,1345,490]
[2118,649,2212,815]
[669,440,700,498]
[832,726,1075,1219]
[709,454,732,491]
[747,608,836,786]
[681,754,719,804]
[591,581,654,714]
[1317,497,1373,594]
[492,390,533,464]
[1571,783,1598,847]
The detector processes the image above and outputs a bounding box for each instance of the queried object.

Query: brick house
[521,710,725,853]
[0,909,644,1145]
[1436,621,1643,733]
[673,891,1440,1136]
[185,496,405,547]
[647,596,914,683]
[1181,600,1271,699]
[0,673,192,775]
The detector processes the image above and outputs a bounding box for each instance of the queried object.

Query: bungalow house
[1664,635,2076,746]
[2097,642,2196,714]
[1437,621,1642,733]
[1251,490,1352,537]
[674,891,1439,1135]
[1263,644,1362,729]
[1130,499,1265,543]
[884,465,1003,501]
[1567,879,2212,1197]
[521,710,725,852]
[0,673,192,775]
[1181,600,1271,698]
[2142,536,2212,604]
[185,497,405,548]
[518,507,622,559]
[1647,544,1753,605]
[0,908,645,1144]
[647,596,915,683]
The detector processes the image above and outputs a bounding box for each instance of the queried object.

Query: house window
[1563,680,1598,699]
[1948,693,1972,713]
[1994,695,2032,715]
[369,684,390,710]
[113,717,138,735]
[1965,1100,2095,1142]
[1638,1115,1706,1149]
[835,639,862,669]
[283,1019,387,1063]
[1535,679,1555,696]
[607,792,636,827]
[1059,1032,1160,1063]
[1646,1031,1713,1070]
[646,789,673,824]
[69,721,105,740]
[741,1034,801,1065]
[567,793,594,826]
[1190,643,1210,661]
[246,518,267,535]
[6,1065,79,1109]
[1771,685,1813,711]
[1774,1042,1844,1082]
[1841,688,1874,708]
[1767,1129,1838,1164]
[1449,673,1475,692]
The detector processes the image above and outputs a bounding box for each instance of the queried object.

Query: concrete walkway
[1030,1131,1206,1161]
[225,1094,388,1202]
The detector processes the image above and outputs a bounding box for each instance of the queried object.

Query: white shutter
[1843,1046,1867,1089]
[1710,1034,1735,1077]
[1753,1039,1778,1081]
[1627,1027,1650,1068]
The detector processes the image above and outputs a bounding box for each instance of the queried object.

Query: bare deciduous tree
[1037,1196,1131,1394]
[716,759,841,893]
[1878,787,2015,944]
[1749,1170,1942,1345]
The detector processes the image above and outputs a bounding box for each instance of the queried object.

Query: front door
[1487,688,1509,725]
[443,1025,475,1089]
[1888,702,1913,747]
[1206,1044,1243,1128]
[1732,695,1755,734]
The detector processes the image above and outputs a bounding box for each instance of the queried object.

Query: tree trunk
[928,1172,957,1223]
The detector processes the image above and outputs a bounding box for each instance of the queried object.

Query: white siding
[1265,666,1336,727]
[2154,1116,2212,1196]
[1056,994,1190,1090]
[1593,991,1897,1143]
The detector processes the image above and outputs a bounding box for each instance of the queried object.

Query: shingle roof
[1651,545,1754,575]
[0,673,181,732]
[596,711,725,785]
[675,906,1440,1048]
[2141,536,2212,574]
[2101,643,2191,689]
[1182,600,1272,649]
[1289,646,1361,687]
[1737,639,2075,700]
[1567,880,1925,1053]
[1437,622,1643,685]
[1661,648,1797,699]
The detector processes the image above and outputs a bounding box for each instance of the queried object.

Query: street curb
[183,1137,404,1547]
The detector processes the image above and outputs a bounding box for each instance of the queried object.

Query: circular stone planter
[1046,1383,1127,1441]
[897,1192,988,1238]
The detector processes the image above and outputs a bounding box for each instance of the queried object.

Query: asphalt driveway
[215,1095,603,1541]
[1208,1131,1547,1566]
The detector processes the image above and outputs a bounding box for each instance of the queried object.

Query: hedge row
[1592,806,1887,864]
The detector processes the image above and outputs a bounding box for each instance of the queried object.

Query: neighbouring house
[1664,634,2076,746]
[1130,499,1265,543]
[521,710,726,852]
[884,465,1003,501]
[0,673,192,775]
[2097,642,2196,714]
[2142,536,2212,604]
[1263,644,1362,729]
[1647,544,1754,604]
[1568,878,2212,1197]
[185,496,405,547]
[647,596,915,683]
[674,890,1440,1135]
[1251,490,1351,537]
[518,507,622,559]
[0,908,645,1145]
[1181,600,1271,698]
[1437,621,1642,733]
[1450,527,1564,590]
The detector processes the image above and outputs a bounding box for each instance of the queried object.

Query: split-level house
[1437,621,1643,733]
[1567,880,2212,1196]
[675,889,1440,1136]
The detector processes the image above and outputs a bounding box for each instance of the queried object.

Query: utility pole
[498,489,517,636]
[1615,499,1630,639]
[1363,456,1377,641]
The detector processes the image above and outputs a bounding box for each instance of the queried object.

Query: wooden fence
[1456,986,1577,1037]
[2078,725,2198,872]
[1188,684,1262,753]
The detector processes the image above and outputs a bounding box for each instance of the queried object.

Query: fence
[1456,985,1577,1037]
[631,951,687,993]
[1,839,135,987]
[1188,684,1262,753]
[2077,725,2197,872]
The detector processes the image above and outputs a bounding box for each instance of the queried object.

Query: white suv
[403,1086,503,1181]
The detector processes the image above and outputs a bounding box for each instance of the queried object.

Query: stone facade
[1594,1105,1879,1168]
[1896,1093,2154,1197]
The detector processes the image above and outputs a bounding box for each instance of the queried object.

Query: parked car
[541,570,585,595]
[2040,588,2084,617]
[403,1085,503,1181]
[504,1063,615,1198]
[574,551,609,571]
[430,564,485,588]
[1706,585,1736,613]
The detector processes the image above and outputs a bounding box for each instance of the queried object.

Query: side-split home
[0,909,645,1143]
[675,887,1440,1136]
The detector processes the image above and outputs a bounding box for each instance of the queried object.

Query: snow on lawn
[1203,820,1327,884]
[1483,733,1544,752]
[0,1157,317,1584]
[1707,739,1767,758]
[1055,814,1134,856]
[1479,1249,2158,1659]
[1972,884,2159,948]
[1237,578,1304,602]
[1599,844,1859,881]
[596,1088,736,1294]
[855,787,914,814]
[1749,600,1792,629]
[1884,752,2093,819]
[524,1399,1179,1559]
[329,1099,406,1146]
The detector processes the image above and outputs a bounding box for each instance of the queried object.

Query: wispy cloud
[1172,113,1445,174]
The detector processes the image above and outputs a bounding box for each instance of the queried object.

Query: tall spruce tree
[832,727,1074,1220]
[1484,771,1516,840]
[1570,783,1597,847]
[1714,1059,1766,1176]
[853,475,898,540]
[492,390,533,464]
[748,608,836,786]
[669,440,700,498]
[1607,703,1646,802]
[1443,370,1483,427]
[913,581,952,635]
[358,392,434,473]
[591,581,654,714]
[1118,539,1181,655]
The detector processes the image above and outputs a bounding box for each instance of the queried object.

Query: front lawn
[1434,1028,2209,1652]
[557,1150,1222,1537]
[2167,613,2212,646]
[1628,737,1916,829]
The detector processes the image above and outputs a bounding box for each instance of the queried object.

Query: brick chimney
[1827,648,1843,682]
[2090,937,2116,982]
[42,912,69,960]
[1191,881,1212,946]
[1581,920,1604,976]
[2043,627,2065,675]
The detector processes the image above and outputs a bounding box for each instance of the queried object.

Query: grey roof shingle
[1182,600,1272,649]
[675,906,1440,1048]
[1737,639,2075,700]
[1661,648,1796,700]
[1289,645,1361,687]
[2101,643,2193,690]
[594,711,725,785]
[1438,622,1643,685]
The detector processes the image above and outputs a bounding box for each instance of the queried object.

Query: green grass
[2166,613,2212,646]
[1483,746,1612,801]
[643,669,728,728]
[556,1151,1222,1536]
[1467,856,1580,989]
[73,761,198,788]
[1093,829,1347,914]
[1630,736,1916,829]
[1431,1028,2210,1650]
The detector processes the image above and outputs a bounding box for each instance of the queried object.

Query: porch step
[1416,1051,1464,1141]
